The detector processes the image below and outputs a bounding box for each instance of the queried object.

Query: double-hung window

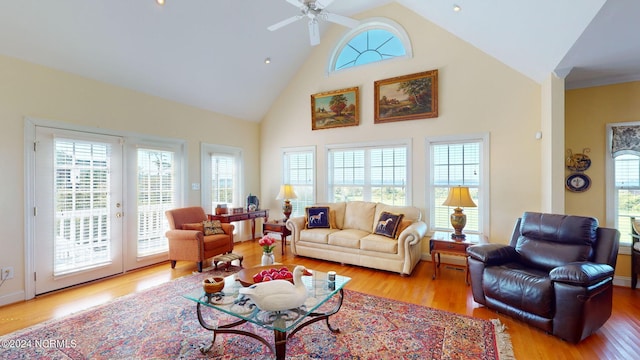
[426,134,489,234]
[327,140,410,205]
[201,144,243,214]
[607,123,640,245]
[282,146,316,217]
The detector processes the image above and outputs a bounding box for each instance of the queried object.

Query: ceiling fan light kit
[268,0,360,46]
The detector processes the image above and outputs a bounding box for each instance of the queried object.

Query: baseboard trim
[0,290,26,307]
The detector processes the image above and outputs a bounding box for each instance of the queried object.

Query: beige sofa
[286,201,427,275]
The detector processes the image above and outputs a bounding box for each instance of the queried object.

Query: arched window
[328,17,412,73]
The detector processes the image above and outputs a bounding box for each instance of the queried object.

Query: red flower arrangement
[258,235,276,253]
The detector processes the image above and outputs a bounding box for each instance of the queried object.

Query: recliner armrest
[466,244,518,265]
[549,262,614,286]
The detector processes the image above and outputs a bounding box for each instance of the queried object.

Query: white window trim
[200,143,244,214]
[605,121,638,253]
[425,133,490,237]
[327,17,413,74]
[325,138,412,204]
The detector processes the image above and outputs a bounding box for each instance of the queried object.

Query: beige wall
[565,81,640,279]
[260,3,543,255]
[0,54,260,303]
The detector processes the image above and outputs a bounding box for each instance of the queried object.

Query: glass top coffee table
[184,266,351,360]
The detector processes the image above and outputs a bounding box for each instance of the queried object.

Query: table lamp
[276,184,297,219]
[442,186,477,239]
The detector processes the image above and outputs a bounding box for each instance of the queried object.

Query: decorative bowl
[236,264,297,287]
[203,276,225,294]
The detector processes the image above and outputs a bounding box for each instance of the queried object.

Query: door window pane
[137,148,175,257]
[54,139,111,274]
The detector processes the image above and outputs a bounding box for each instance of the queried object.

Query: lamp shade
[276,184,297,200]
[442,186,476,208]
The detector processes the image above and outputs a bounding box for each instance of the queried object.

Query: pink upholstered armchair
[165,206,234,272]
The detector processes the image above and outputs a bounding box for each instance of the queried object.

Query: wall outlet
[1,267,14,280]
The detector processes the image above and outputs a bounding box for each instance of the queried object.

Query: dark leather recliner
[467,212,620,343]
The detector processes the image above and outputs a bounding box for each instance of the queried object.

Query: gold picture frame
[311,87,359,130]
[374,70,438,123]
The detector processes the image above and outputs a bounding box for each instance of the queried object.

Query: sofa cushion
[344,201,376,232]
[183,222,204,232]
[300,228,336,244]
[374,203,422,225]
[395,219,413,239]
[317,202,346,229]
[306,206,331,229]
[374,211,404,238]
[202,220,225,235]
[328,229,368,249]
[361,233,398,254]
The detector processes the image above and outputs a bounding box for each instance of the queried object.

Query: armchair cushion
[203,220,225,235]
[515,212,596,271]
[484,263,553,318]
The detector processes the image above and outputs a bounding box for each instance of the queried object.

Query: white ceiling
[0,0,637,122]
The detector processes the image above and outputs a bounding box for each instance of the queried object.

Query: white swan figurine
[238,266,312,312]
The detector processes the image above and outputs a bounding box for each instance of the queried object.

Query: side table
[263,219,291,255]
[430,231,487,285]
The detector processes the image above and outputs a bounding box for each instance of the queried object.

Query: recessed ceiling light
[453,4,462,12]
[156,0,165,5]
[264,57,271,64]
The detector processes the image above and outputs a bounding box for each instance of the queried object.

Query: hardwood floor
[1,239,638,359]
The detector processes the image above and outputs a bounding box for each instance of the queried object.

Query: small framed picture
[374,70,438,123]
[311,87,359,130]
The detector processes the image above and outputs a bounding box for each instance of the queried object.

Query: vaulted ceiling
[0,0,637,122]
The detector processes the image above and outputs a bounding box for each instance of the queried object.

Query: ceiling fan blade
[325,13,360,28]
[315,0,336,9]
[268,15,303,31]
[308,20,320,46]
[285,0,305,9]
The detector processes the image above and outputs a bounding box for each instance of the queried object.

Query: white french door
[34,127,124,294]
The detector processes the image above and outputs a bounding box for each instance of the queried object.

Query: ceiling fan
[267,0,360,46]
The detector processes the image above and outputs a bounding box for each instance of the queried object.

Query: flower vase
[261,252,275,266]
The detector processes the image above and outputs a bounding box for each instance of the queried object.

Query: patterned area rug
[0,266,514,359]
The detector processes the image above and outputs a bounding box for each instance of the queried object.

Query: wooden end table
[263,219,291,255]
[430,231,487,285]
[208,209,269,240]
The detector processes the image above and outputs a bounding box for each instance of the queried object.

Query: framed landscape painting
[374,70,438,123]
[311,87,359,130]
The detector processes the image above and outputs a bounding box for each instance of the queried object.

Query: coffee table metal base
[196,288,344,359]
